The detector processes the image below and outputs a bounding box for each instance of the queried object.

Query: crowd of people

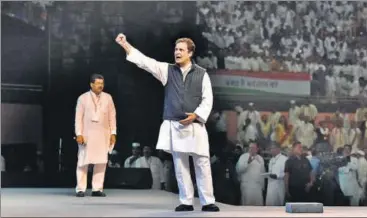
[110,99,367,207]
[207,99,367,206]
[196,1,367,101]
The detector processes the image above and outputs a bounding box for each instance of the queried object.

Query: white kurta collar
[271,153,281,163]
[90,90,102,98]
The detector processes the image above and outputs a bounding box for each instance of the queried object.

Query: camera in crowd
[318,152,349,170]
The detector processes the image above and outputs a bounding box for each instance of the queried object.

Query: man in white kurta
[238,102,261,129]
[330,119,348,152]
[234,106,244,142]
[237,103,260,142]
[347,122,361,153]
[236,142,265,206]
[266,143,288,206]
[115,34,219,212]
[300,101,318,121]
[288,100,300,125]
[75,74,117,197]
[294,116,316,148]
[124,142,141,168]
[338,145,361,206]
[238,118,258,146]
[135,146,165,190]
[356,150,367,203]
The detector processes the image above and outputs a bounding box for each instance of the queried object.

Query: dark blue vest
[163,64,206,121]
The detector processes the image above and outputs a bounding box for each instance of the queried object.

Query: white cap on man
[132,142,140,148]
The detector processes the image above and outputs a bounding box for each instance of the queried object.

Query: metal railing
[1,83,43,92]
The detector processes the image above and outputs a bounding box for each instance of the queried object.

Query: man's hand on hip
[179,113,197,126]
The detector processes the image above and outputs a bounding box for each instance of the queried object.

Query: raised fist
[115,33,126,45]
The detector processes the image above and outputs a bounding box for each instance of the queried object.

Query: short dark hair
[292,141,301,148]
[175,38,196,54]
[90,74,104,83]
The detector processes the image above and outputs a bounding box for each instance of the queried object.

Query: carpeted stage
[1,188,366,217]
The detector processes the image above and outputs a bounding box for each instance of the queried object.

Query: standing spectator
[288,100,300,125]
[265,143,288,206]
[284,142,314,202]
[330,119,348,152]
[236,142,265,206]
[338,145,360,206]
[300,99,318,121]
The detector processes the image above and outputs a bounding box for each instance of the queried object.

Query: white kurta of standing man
[75,91,117,166]
[236,153,266,206]
[265,153,288,206]
[125,48,213,157]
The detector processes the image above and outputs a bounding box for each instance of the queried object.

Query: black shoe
[175,204,194,212]
[202,204,220,212]
[76,191,85,197]
[91,191,106,197]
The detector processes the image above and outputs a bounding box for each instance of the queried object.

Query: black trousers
[289,186,310,202]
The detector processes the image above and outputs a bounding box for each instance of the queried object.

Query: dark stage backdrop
[1,13,47,153]
[44,1,198,173]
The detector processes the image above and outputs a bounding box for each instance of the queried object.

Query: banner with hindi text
[209,70,311,96]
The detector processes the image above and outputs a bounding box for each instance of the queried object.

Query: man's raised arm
[115,33,169,86]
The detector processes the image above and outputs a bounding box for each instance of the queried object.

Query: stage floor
[1,188,366,217]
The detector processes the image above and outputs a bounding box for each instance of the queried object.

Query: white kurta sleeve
[126,48,169,86]
[237,112,246,130]
[276,157,287,180]
[124,157,130,168]
[236,153,249,175]
[135,158,142,168]
[194,73,213,123]
[108,95,117,135]
[75,96,84,136]
[358,160,367,186]
[349,157,359,171]
[255,111,261,124]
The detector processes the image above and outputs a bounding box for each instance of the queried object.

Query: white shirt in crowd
[266,153,288,206]
[214,112,227,132]
[124,155,140,168]
[236,153,265,206]
[338,156,360,206]
[349,79,360,97]
[295,121,316,148]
